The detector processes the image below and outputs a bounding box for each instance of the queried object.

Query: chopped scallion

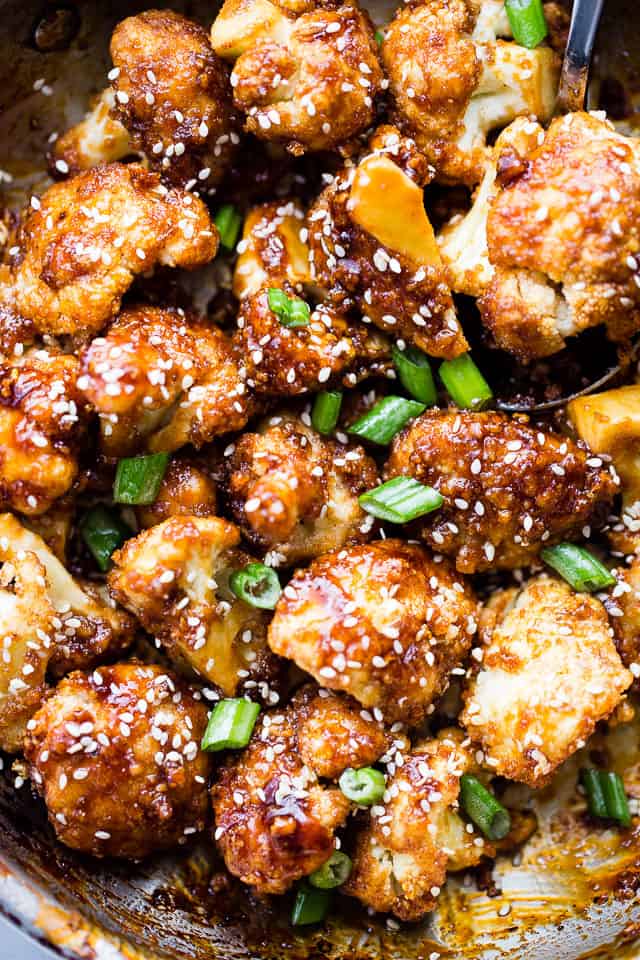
[312,391,342,435]
[229,562,281,609]
[439,354,493,410]
[392,344,437,406]
[459,774,511,841]
[359,477,443,524]
[505,0,547,48]
[214,204,243,251]
[113,453,169,505]
[80,505,131,572]
[291,884,331,926]
[349,396,426,445]
[541,543,616,593]
[581,768,631,827]
[201,698,260,752]
[309,851,352,889]
[267,287,290,320]
[339,766,385,805]
[267,287,311,328]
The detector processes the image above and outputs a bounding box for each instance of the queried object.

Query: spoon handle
[555,0,605,113]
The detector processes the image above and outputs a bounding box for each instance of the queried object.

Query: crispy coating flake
[385,410,617,573]
[109,516,281,701]
[462,576,632,788]
[344,730,490,921]
[268,539,477,725]
[225,412,378,564]
[382,0,557,185]
[307,126,467,358]
[136,456,217,529]
[211,686,391,894]
[0,350,88,516]
[0,513,133,750]
[80,306,251,456]
[24,662,211,859]
[211,0,383,154]
[3,163,217,340]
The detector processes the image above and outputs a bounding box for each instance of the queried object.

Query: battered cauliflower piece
[211,687,392,894]
[2,163,218,340]
[0,513,134,750]
[344,731,491,921]
[233,200,311,300]
[0,350,88,516]
[50,89,134,177]
[135,456,217,529]
[441,113,640,360]
[24,662,211,859]
[307,126,467,359]
[210,0,383,154]
[461,575,632,788]
[268,539,478,725]
[109,516,281,701]
[225,412,378,564]
[385,410,617,574]
[382,0,557,185]
[80,306,251,456]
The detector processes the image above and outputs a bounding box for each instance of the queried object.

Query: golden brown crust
[268,538,478,725]
[5,164,218,341]
[24,662,211,859]
[385,410,617,573]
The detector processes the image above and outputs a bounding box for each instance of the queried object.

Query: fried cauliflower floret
[443,113,640,360]
[233,200,311,300]
[0,513,134,750]
[268,539,477,725]
[80,306,250,456]
[308,126,467,359]
[136,456,217,529]
[50,89,133,177]
[385,410,617,574]
[211,0,383,154]
[109,516,281,701]
[1,163,217,340]
[225,412,378,564]
[344,731,490,921]
[382,0,557,185]
[211,687,392,894]
[24,662,211,859]
[461,576,632,788]
[0,350,88,516]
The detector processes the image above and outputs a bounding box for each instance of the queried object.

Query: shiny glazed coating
[108,515,281,701]
[24,662,211,859]
[268,538,478,725]
[344,731,490,920]
[0,163,218,341]
[211,686,391,894]
[385,410,617,573]
[225,412,378,564]
[0,350,88,515]
[233,200,311,300]
[211,0,383,154]
[461,576,632,788]
[307,126,468,359]
[135,456,218,529]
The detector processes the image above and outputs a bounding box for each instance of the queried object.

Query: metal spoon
[556,0,605,113]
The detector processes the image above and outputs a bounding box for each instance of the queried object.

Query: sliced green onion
[505,0,547,48]
[201,698,260,751]
[359,477,443,524]
[375,29,384,45]
[541,543,616,593]
[439,353,493,410]
[113,453,169,506]
[214,204,243,251]
[282,298,311,328]
[392,344,437,406]
[229,562,281,609]
[349,396,426,446]
[339,766,385,805]
[267,287,290,320]
[291,884,331,926]
[581,768,631,827]
[459,774,511,841]
[308,851,352,889]
[80,505,131,572]
[312,391,342,435]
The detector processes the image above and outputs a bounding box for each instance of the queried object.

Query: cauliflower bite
[210,0,383,154]
[136,456,217,529]
[268,539,478,725]
[211,686,392,894]
[0,513,133,751]
[461,575,632,788]
[233,200,311,300]
[0,350,88,516]
[225,412,378,564]
[80,306,250,456]
[385,410,617,574]
[307,126,467,359]
[24,662,211,859]
[2,163,218,340]
[50,89,134,177]
[443,113,640,360]
[382,0,557,185]
[109,516,281,701]
[344,730,490,921]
